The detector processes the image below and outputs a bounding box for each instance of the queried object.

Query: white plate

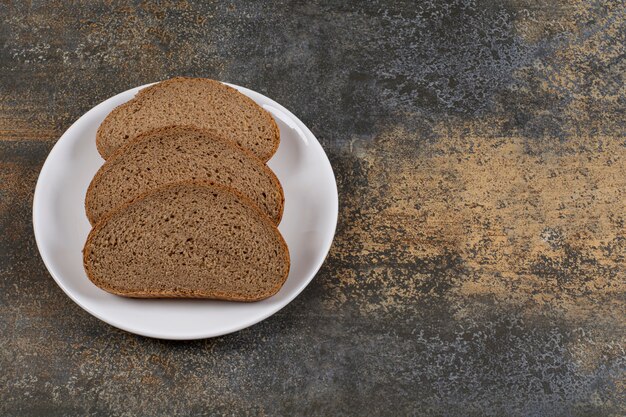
[33,82,338,340]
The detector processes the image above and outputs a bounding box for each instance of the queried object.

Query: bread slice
[96,77,280,161]
[83,182,290,301]
[85,126,284,226]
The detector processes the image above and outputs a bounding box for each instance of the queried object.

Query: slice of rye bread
[85,126,284,226]
[96,77,280,161]
[83,182,290,301]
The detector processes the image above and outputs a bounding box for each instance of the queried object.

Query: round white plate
[33,82,338,340]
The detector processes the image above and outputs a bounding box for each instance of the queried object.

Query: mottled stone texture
[1,0,624,416]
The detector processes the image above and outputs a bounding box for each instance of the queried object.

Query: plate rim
[32,81,338,340]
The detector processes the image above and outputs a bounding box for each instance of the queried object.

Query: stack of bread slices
[82,78,290,301]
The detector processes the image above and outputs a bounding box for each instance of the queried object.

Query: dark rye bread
[96,77,280,161]
[85,126,284,226]
[83,182,290,300]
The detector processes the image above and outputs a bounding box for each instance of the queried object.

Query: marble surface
[1,1,624,415]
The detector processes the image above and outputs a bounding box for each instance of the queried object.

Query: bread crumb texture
[84,183,289,301]
[96,77,279,161]
[86,126,283,225]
